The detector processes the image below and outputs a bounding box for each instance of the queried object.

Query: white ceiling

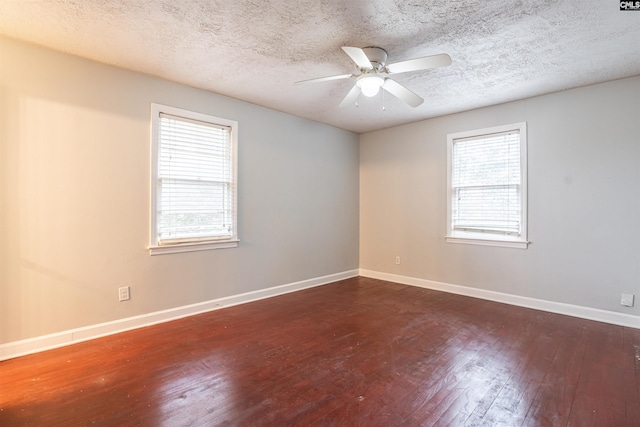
[1,1,639,133]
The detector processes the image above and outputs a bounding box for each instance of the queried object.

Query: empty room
[1,1,640,426]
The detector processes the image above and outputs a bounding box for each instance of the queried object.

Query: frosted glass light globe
[357,75,384,97]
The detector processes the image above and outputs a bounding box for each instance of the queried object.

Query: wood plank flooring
[1,276,639,426]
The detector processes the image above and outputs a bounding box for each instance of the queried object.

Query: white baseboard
[0,269,359,361]
[359,269,640,329]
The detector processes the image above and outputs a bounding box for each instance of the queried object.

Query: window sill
[148,239,239,256]
[445,235,528,249]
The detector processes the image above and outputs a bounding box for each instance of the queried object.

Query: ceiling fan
[296,46,451,108]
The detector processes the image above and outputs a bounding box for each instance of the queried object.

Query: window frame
[148,103,239,255]
[446,122,528,249]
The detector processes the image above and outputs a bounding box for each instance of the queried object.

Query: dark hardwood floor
[1,276,639,426]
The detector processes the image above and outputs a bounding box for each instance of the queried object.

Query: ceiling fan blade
[341,46,373,69]
[339,84,361,108]
[382,79,424,107]
[387,53,452,74]
[295,74,353,85]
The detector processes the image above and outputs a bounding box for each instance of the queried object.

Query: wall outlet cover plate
[620,293,634,307]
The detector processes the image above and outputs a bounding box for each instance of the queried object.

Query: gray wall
[360,76,640,315]
[0,37,359,344]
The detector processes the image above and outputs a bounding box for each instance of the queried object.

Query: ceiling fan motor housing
[362,47,388,71]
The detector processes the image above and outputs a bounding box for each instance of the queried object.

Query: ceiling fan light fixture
[357,75,384,97]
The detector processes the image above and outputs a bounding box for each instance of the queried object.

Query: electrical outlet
[620,293,634,307]
[118,286,130,302]
[395,256,400,265]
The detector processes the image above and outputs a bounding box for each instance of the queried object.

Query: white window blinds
[156,112,234,245]
[451,129,522,236]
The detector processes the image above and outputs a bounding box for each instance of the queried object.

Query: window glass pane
[452,185,521,234]
[158,180,232,240]
[452,131,520,188]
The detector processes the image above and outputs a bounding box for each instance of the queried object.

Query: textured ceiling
[1,1,639,133]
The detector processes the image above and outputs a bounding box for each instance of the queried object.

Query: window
[149,104,238,255]
[446,122,528,249]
